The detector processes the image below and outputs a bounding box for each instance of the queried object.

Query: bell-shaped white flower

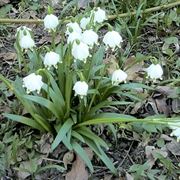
[67,32,82,44]
[23,73,44,94]
[44,51,60,69]
[169,122,180,142]
[19,35,35,49]
[66,22,82,35]
[91,7,107,24]
[80,17,90,29]
[73,81,88,98]
[82,29,98,48]
[72,41,90,62]
[16,26,32,40]
[112,69,127,85]
[44,14,59,30]
[146,64,163,80]
[103,31,123,50]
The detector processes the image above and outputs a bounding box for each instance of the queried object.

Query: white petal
[44,14,59,30]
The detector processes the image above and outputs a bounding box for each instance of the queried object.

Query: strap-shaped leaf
[84,137,117,174]
[72,142,94,172]
[76,127,109,149]
[52,118,74,150]
[72,131,85,143]
[23,95,60,119]
[3,113,45,131]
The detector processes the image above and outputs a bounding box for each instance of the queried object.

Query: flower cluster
[16,8,164,98]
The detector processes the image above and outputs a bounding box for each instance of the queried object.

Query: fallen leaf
[65,148,93,180]
[0,0,10,6]
[172,99,180,113]
[125,172,134,180]
[166,140,180,156]
[124,56,144,81]
[155,97,170,116]
[63,151,74,169]
[0,52,17,61]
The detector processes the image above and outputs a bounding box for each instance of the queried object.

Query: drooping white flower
[19,35,35,49]
[103,31,123,50]
[66,22,82,35]
[23,73,44,94]
[112,69,127,85]
[80,17,90,29]
[169,122,180,142]
[16,26,32,40]
[67,32,82,44]
[82,29,98,48]
[73,81,88,98]
[146,64,163,80]
[72,42,90,62]
[44,14,59,30]
[91,7,107,24]
[44,51,60,68]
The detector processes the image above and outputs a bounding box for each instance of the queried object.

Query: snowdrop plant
[1,7,179,174]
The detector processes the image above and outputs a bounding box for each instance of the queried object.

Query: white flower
[112,69,127,85]
[80,17,90,29]
[103,31,123,50]
[169,122,180,142]
[23,73,44,93]
[67,32,82,44]
[146,64,163,80]
[82,29,98,48]
[44,51,60,68]
[44,14,59,30]
[16,26,32,40]
[19,35,35,49]
[91,7,107,24]
[72,42,90,62]
[73,81,88,98]
[66,22,82,35]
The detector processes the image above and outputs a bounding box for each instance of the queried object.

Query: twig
[0,1,179,24]
[108,1,180,20]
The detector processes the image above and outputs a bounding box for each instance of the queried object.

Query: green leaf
[120,83,154,90]
[84,137,117,174]
[52,118,74,150]
[3,114,45,131]
[76,127,109,149]
[23,95,60,119]
[72,131,85,143]
[72,142,94,172]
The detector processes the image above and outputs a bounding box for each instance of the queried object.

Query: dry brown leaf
[172,99,180,113]
[145,146,168,168]
[124,56,144,81]
[104,55,119,75]
[0,52,17,61]
[39,134,53,154]
[63,151,74,169]
[65,148,93,180]
[155,97,170,116]
[166,140,180,156]
[155,86,177,97]
[0,0,10,6]
[104,174,113,180]
[125,172,134,180]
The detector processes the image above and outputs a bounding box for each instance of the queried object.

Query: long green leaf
[23,95,60,119]
[72,142,94,172]
[3,114,45,131]
[37,165,65,173]
[76,127,109,149]
[84,137,117,174]
[52,118,74,150]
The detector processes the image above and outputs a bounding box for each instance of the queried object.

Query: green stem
[0,2,179,24]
